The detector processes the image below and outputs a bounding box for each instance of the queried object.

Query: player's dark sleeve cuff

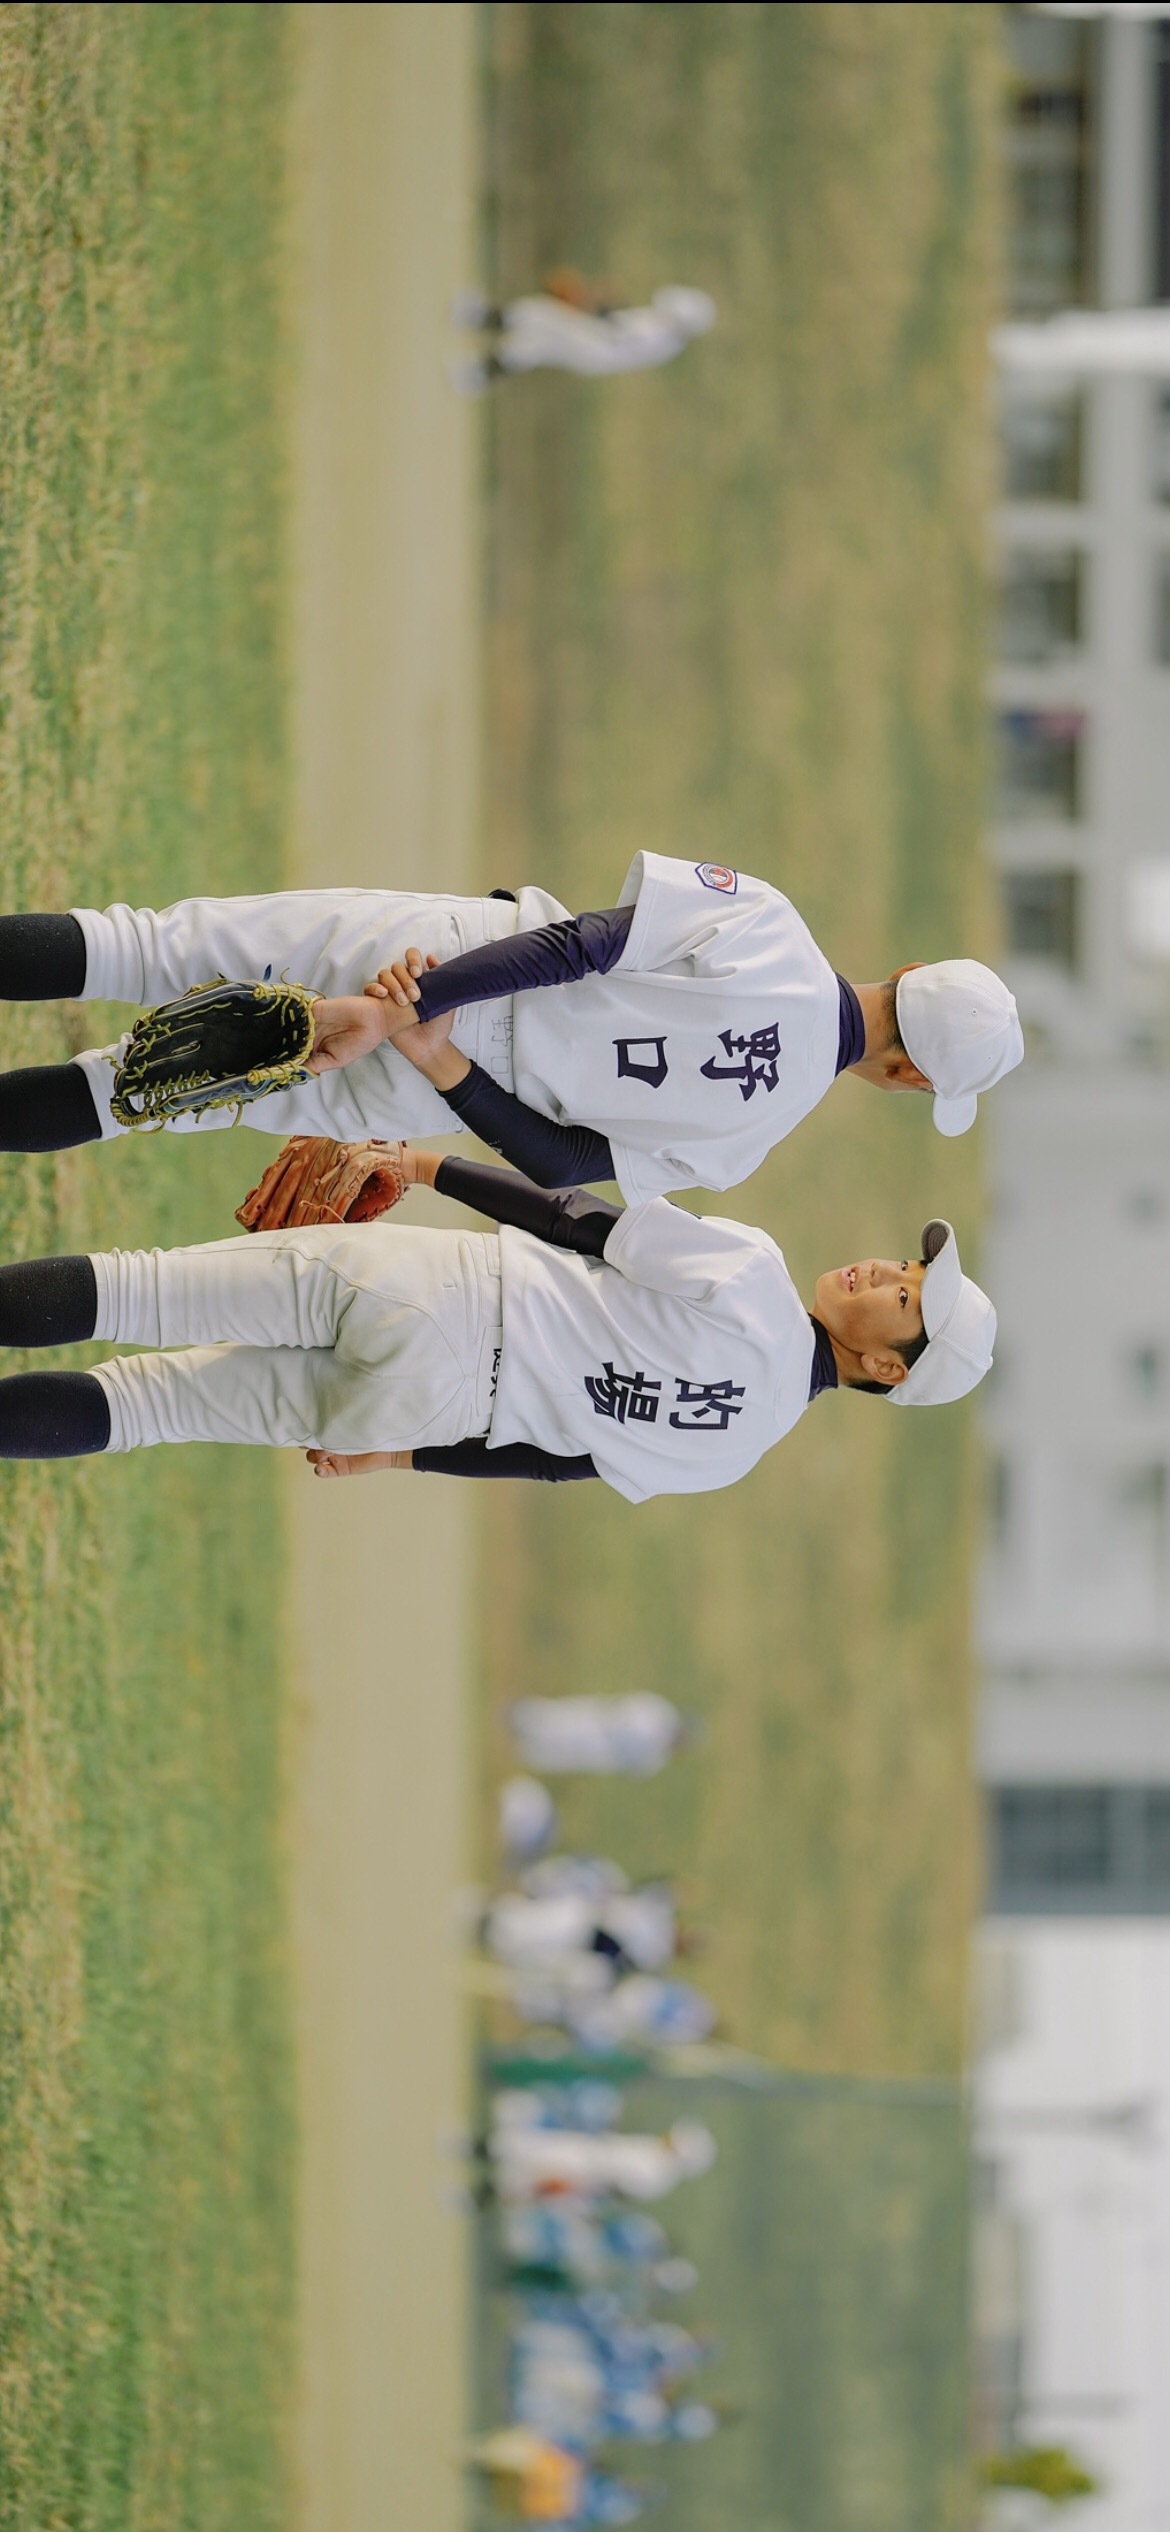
[413,1440,597,1481]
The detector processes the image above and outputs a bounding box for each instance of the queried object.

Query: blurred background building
[975,11,1170,2525]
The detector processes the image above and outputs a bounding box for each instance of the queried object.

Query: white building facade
[975,14,1170,2527]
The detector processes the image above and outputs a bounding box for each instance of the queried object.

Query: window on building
[996,710,1083,822]
[990,1784,1170,1914]
[1155,554,1170,666]
[1055,1459,1170,1647]
[1000,391,1084,503]
[1158,18,1170,303]
[1001,868,1080,969]
[1128,1343,1163,1404]
[1155,390,1170,507]
[1120,1460,1168,1528]
[998,550,1083,665]
[1146,1789,1170,1889]
[1003,11,1095,316]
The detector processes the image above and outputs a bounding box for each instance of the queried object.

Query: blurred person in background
[562,1973,717,2055]
[508,1691,699,1776]
[499,1773,561,1863]
[499,2202,696,2302]
[490,2090,717,2204]
[448,269,716,396]
[484,1876,681,1978]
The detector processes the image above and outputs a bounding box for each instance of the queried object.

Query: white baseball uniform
[491,2125,696,2205]
[495,289,713,378]
[509,1691,683,1775]
[85,1197,815,1495]
[485,1886,675,1975]
[67,853,841,1201]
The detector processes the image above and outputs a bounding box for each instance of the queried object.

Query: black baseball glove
[110,978,319,1128]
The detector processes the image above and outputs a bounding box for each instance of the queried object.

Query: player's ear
[858,1349,907,1390]
[885,1051,932,1091]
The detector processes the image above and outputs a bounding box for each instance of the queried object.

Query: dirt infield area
[287,10,481,2530]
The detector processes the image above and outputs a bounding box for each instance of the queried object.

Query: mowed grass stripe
[0,9,293,2523]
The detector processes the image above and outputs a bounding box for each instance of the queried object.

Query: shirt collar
[808,1316,839,1401]
[835,976,865,1075]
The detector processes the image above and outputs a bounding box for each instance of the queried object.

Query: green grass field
[480,0,1000,2084]
[0,8,294,2523]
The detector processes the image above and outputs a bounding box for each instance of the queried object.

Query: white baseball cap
[668,2120,718,2176]
[890,1219,997,1408]
[652,286,717,337]
[895,959,1024,1137]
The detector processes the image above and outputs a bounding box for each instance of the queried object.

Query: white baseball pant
[68,884,564,1141]
[89,1223,502,1453]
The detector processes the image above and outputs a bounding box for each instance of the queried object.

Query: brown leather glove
[235,1136,408,1230]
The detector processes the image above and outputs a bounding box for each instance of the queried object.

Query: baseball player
[0,1150,996,1499]
[489,2092,717,2203]
[448,271,717,397]
[484,1880,678,1977]
[508,1691,693,1776]
[0,854,1023,1195]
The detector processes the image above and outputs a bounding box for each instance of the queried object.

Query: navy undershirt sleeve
[836,977,865,1074]
[413,903,635,1020]
[440,1061,615,1188]
[413,1440,597,1481]
[434,1156,621,1253]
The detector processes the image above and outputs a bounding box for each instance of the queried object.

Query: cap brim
[932,1091,978,1138]
[919,1219,963,1339]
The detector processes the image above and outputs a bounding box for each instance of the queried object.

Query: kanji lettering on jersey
[698,1022,783,1101]
[614,1036,669,1090]
[669,1378,747,1432]
[584,1362,663,1424]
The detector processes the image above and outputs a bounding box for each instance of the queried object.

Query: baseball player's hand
[306,1449,414,1477]
[364,950,436,1033]
[363,954,471,1087]
[305,996,393,1074]
[385,1007,463,1076]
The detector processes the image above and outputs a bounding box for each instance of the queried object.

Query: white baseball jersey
[511,851,841,1200]
[492,1196,815,1502]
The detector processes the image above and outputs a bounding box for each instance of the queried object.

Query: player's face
[813,1255,926,1358]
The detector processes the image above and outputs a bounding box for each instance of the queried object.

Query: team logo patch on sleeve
[694,862,738,894]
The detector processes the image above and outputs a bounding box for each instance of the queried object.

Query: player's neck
[852,981,891,1062]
